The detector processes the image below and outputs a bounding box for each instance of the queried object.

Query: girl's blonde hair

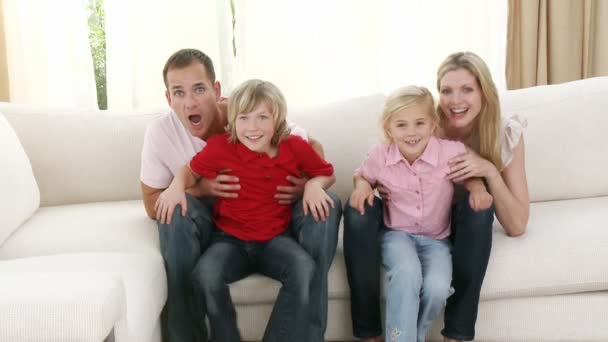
[226,79,290,146]
[436,51,503,169]
[380,85,437,142]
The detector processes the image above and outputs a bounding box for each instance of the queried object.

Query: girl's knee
[421,278,453,303]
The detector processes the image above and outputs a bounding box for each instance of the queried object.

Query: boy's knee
[192,259,223,292]
[326,191,342,213]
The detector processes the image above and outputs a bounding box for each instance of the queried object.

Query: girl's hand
[448,149,496,182]
[303,180,335,222]
[469,188,494,212]
[349,182,375,215]
[154,185,187,225]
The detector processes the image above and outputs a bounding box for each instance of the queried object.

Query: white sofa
[1,76,607,342]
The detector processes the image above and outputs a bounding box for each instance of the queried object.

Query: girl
[155,79,336,342]
[349,85,492,342]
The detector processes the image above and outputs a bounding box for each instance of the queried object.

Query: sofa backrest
[2,76,607,207]
[500,76,608,202]
[1,103,158,206]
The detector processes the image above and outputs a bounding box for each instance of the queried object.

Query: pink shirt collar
[385,136,440,167]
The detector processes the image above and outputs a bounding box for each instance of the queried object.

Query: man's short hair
[162,49,216,88]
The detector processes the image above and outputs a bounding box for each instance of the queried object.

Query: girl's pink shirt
[355,137,466,239]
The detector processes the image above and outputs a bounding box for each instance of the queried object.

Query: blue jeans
[157,191,341,342]
[289,192,342,341]
[157,194,214,342]
[344,194,494,341]
[441,193,494,341]
[382,229,453,342]
[191,231,316,342]
[343,196,383,338]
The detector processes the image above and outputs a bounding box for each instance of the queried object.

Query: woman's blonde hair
[380,85,437,142]
[226,79,290,146]
[436,51,503,169]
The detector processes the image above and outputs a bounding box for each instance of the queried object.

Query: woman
[343,51,530,342]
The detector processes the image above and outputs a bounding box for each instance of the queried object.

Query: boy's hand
[350,182,375,215]
[303,180,335,222]
[275,175,307,204]
[155,185,187,225]
[469,188,493,212]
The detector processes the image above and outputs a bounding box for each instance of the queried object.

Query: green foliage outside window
[87,0,106,110]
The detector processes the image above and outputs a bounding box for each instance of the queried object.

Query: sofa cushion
[0,272,126,342]
[481,196,608,299]
[0,252,166,342]
[230,196,608,304]
[0,112,40,246]
[0,200,158,260]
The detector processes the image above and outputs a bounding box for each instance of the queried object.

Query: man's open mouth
[188,114,202,125]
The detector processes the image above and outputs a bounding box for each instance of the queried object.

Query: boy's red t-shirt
[189,133,334,242]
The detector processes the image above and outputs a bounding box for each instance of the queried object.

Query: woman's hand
[448,149,497,182]
[303,179,335,222]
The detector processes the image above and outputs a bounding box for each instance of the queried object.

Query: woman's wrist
[484,164,502,184]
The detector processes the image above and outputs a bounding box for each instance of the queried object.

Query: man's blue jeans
[157,194,214,342]
[382,229,452,342]
[289,192,342,342]
[157,191,341,342]
[192,231,316,342]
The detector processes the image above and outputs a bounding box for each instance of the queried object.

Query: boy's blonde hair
[380,85,437,142]
[226,79,290,146]
[436,51,502,170]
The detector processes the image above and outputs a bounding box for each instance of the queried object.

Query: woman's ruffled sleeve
[501,114,528,169]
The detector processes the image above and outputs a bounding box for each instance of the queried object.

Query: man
[140,48,341,342]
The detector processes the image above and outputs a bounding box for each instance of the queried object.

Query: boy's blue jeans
[192,231,315,342]
[157,192,341,342]
[381,229,453,342]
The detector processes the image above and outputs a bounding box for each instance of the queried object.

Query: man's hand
[154,185,187,225]
[275,175,307,205]
[198,172,240,198]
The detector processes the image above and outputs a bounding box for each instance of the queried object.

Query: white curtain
[104,0,233,111]
[232,0,508,106]
[2,0,98,108]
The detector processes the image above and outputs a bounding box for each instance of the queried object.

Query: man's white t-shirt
[140,111,308,189]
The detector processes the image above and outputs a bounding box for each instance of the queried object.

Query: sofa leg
[103,328,115,342]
